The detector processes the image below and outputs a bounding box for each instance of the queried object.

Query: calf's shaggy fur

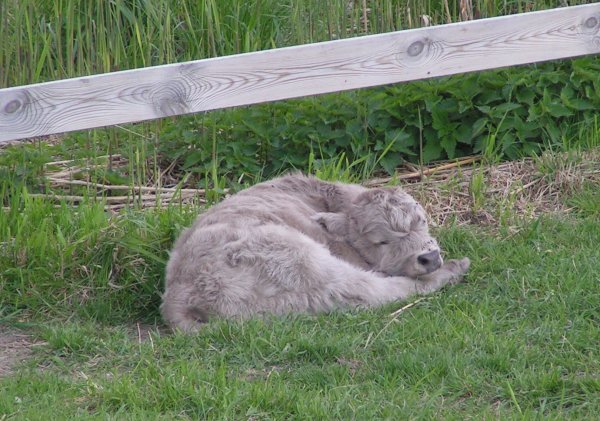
[161,174,470,332]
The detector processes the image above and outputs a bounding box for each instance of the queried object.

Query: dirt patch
[0,326,42,377]
[0,324,170,377]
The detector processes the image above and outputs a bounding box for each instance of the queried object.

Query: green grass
[4,0,594,88]
[567,183,600,217]
[0,191,198,322]
[1,181,600,418]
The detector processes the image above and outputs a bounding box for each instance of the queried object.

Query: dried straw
[31,148,600,222]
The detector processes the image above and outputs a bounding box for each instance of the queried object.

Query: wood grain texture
[1,4,599,143]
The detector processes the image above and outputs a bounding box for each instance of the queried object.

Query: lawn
[1,176,599,419]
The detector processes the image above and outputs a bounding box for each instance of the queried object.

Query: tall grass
[0,182,200,322]
[2,0,595,87]
[1,0,289,87]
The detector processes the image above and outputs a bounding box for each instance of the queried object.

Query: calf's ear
[353,188,386,206]
[312,212,347,236]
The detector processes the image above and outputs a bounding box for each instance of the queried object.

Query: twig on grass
[487,177,541,194]
[389,296,429,317]
[364,296,430,348]
[364,156,482,186]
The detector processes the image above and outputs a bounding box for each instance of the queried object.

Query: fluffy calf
[161,174,470,332]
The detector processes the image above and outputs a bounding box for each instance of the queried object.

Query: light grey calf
[161,174,470,332]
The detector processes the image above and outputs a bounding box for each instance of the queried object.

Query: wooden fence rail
[0,3,599,143]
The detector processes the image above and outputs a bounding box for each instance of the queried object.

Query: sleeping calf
[161,174,470,332]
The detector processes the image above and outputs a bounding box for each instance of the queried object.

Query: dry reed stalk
[43,155,121,167]
[361,0,368,33]
[28,191,197,203]
[104,198,205,212]
[364,156,481,186]
[460,0,473,21]
[46,177,209,194]
[443,0,452,23]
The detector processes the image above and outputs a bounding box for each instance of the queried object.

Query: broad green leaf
[183,150,205,169]
[422,129,443,162]
[440,137,457,158]
[379,154,403,175]
[544,102,573,118]
[456,125,473,145]
[494,103,522,114]
[566,98,595,111]
[515,89,536,105]
[472,118,489,138]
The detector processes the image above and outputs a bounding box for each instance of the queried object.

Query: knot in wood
[4,99,21,114]
[407,40,425,57]
[152,79,190,117]
[1,91,39,130]
[581,14,600,36]
[401,38,439,69]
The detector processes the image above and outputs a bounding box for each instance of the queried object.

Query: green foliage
[2,2,600,417]
[5,56,598,188]
[156,56,600,178]
[0,0,299,87]
[567,183,600,217]
[2,1,600,180]
[0,184,199,321]
[2,216,600,418]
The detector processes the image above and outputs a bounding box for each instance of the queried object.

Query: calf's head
[314,187,442,277]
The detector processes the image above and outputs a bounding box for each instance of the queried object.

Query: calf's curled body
[161,174,469,332]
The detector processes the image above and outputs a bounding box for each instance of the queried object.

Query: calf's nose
[417,250,442,273]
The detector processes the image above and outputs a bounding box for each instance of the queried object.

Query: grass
[1,210,600,418]
[0,191,198,322]
[2,0,600,418]
[2,147,600,418]
[567,182,600,217]
[2,0,596,87]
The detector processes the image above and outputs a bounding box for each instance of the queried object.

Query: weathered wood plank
[1,4,599,143]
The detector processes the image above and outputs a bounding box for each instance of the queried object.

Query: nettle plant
[158,57,600,179]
